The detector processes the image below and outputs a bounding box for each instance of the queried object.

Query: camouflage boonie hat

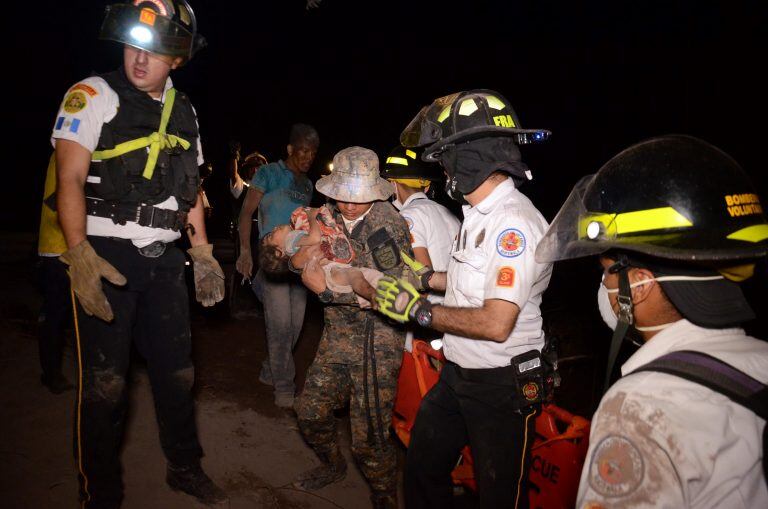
[316,146,393,203]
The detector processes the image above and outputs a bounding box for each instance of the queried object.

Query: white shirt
[230,175,248,199]
[50,76,204,248]
[398,192,461,350]
[577,319,768,509]
[442,178,552,368]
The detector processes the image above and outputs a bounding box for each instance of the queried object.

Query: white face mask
[597,282,619,330]
[597,273,716,332]
[392,183,404,210]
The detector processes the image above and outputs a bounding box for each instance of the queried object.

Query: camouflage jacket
[315,200,412,365]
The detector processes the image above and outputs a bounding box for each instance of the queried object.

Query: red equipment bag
[392,340,591,509]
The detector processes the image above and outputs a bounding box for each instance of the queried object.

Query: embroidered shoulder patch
[63,90,88,114]
[71,83,98,97]
[496,228,526,257]
[588,435,644,497]
[496,266,515,287]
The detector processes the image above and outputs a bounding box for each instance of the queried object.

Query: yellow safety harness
[91,88,190,180]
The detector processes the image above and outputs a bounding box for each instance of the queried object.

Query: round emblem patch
[496,228,526,257]
[588,435,644,497]
[63,90,88,114]
[522,382,539,401]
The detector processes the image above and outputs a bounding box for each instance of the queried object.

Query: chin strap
[603,256,633,393]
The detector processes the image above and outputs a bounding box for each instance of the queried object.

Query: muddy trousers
[38,255,71,379]
[258,268,306,396]
[73,238,203,509]
[405,362,539,509]
[296,361,398,493]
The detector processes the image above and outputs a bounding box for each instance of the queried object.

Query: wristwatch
[411,298,433,328]
[317,288,334,303]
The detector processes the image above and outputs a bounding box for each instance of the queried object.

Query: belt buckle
[138,240,166,258]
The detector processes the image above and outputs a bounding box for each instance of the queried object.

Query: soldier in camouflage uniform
[295,147,412,509]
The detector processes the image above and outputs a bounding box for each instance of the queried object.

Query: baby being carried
[259,205,383,308]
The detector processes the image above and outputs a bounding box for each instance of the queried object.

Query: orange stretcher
[392,340,591,509]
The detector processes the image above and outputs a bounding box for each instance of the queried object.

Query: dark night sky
[7,0,767,231]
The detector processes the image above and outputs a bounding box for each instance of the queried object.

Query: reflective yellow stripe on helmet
[390,178,429,188]
[437,105,451,123]
[580,207,693,239]
[726,224,768,243]
[405,149,417,159]
[386,156,408,166]
[91,88,190,180]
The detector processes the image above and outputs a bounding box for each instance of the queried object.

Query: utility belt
[86,197,187,232]
[452,342,559,407]
[99,236,172,258]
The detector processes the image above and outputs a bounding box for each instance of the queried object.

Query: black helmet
[381,146,444,185]
[400,89,550,162]
[536,135,768,264]
[99,0,206,60]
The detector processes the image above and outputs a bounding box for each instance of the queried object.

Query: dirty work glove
[375,276,428,323]
[60,240,127,322]
[187,244,225,307]
[400,250,434,291]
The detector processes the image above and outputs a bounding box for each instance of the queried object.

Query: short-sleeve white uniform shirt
[577,319,768,509]
[398,192,461,350]
[50,75,204,248]
[442,178,552,369]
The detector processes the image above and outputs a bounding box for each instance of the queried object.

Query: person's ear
[629,267,655,305]
[286,144,294,157]
[170,57,185,70]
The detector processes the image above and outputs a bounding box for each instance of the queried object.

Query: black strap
[452,362,518,385]
[631,350,768,479]
[86,197,187,231]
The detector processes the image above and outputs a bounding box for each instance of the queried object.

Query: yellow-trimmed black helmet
[99,0,206,60]
[381,146,443,185]
[400,89,550,162]
[536,135,768,264]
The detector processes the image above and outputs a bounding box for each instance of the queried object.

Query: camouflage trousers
[296,358,400,492]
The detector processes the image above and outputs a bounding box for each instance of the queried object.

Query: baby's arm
[304,208,323,244]
[289,243,322,272]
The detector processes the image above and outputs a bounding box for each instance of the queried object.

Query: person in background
[199,161,213,219]
[37,154,74,394]
[235,123,319,408]
[380,144,460,351]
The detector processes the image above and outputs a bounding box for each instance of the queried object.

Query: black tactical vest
[85,68,200,212]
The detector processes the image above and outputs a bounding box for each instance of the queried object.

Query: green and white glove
[400,251,434,291]
[375,276,428,323]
